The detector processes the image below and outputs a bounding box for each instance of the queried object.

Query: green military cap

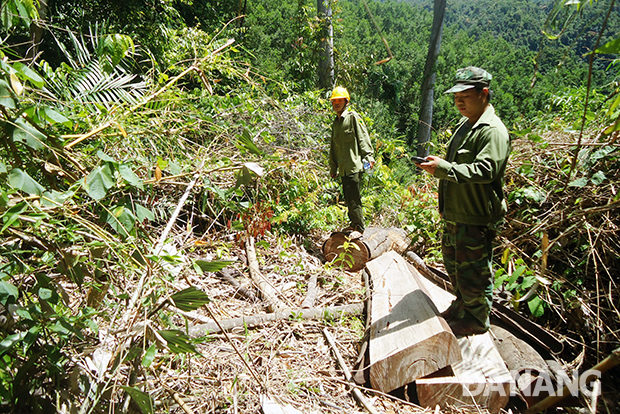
[444,66,492,94]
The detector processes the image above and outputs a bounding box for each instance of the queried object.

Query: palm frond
[43,25,148,112]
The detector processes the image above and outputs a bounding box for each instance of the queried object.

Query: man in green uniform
[417,67,511,337]
[329,86,375,233]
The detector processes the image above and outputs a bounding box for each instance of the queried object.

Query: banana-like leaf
[170,287,210,312]
[8,168,45,195]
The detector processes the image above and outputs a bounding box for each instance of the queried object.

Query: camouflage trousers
[342,172,364,230]
[441,221,497,329]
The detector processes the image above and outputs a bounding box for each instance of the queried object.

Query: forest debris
[525,347,620,413]
[366,251,461,393]
[300,272,318,308]
[188,303,364,336]
[323,328,381,414]
[260,395,305,414]
[246,235,287,311]
[121,169,201,329]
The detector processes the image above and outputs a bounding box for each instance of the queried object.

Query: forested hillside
[0,0,619,412]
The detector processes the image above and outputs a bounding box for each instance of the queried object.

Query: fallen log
[490,325,553,407]
[188,303,364,336]
[366,251,461,393]
[322,227,409,271]
[414,274,514,414]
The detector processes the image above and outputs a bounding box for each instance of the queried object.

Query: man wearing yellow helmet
[329,86,375,233]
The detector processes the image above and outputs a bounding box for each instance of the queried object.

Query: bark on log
[322,227,409,272]
[490,325,553,407]
[188,303,364,336]
[300,272,318,308]
[414,274,514,414]
[366,251,461,393]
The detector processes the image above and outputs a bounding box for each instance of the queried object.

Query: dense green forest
[0,0,619,412]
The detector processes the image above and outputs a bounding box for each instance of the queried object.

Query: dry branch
[323,328,381,414]
[245,235,287,311]
[188,303,364,336]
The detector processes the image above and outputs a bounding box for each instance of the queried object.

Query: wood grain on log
[415,275,514,414]
[366,251,461,393]
[322,227,409,272]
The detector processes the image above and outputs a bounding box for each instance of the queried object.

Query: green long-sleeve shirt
[434,104,511,226]
[329,109,375,177]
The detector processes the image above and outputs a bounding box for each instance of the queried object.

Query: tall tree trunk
[27,0,48,63]
[411,0,446,156]
[317,0,334,90]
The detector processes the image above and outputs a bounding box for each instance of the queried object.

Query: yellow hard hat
[330,86,350,100]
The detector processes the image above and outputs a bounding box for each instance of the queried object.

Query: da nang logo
[460,369,602,398]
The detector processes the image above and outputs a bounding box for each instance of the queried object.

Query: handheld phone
[411,156,428,164]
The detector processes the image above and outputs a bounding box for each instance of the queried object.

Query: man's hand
[416,155,441,176]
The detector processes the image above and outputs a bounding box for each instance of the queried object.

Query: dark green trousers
[441,221,496,328]
[342,172,364,230]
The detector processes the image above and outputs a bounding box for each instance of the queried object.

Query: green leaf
[105,205,135,237]
[0,332,27,356]
[85,164,115,200]
[120,386,154,414]
[142,344,157,367]
[1,201,27,233]
[97,151,117,164]
[13,62,44,87]
[0,281,18,306]
[135,204,154,222]
[12,118,46,149]
[590,171,606,185]
[0,79,16,108]
[527,296,545,317]
[7,168,45,195]
[0,161,6,174]
[235,128,263,155]
[170,287,210,312]
[568,177,588,188]
[158,330,199,354]
[41,189,74,207]
[194,259,234,273]
[40,106,72,127]
[595,36,620,54]
[119,164,143,189]
[508,265,526,285]
[38,287,53,301]
[97,34,135,72]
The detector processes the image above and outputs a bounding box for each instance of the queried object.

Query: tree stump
[322,227,409,271]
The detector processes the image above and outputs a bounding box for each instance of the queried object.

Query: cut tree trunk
[322,227,409,272]
[491,325,553,407]
[365,251,461,393]
[415,274,514,414]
